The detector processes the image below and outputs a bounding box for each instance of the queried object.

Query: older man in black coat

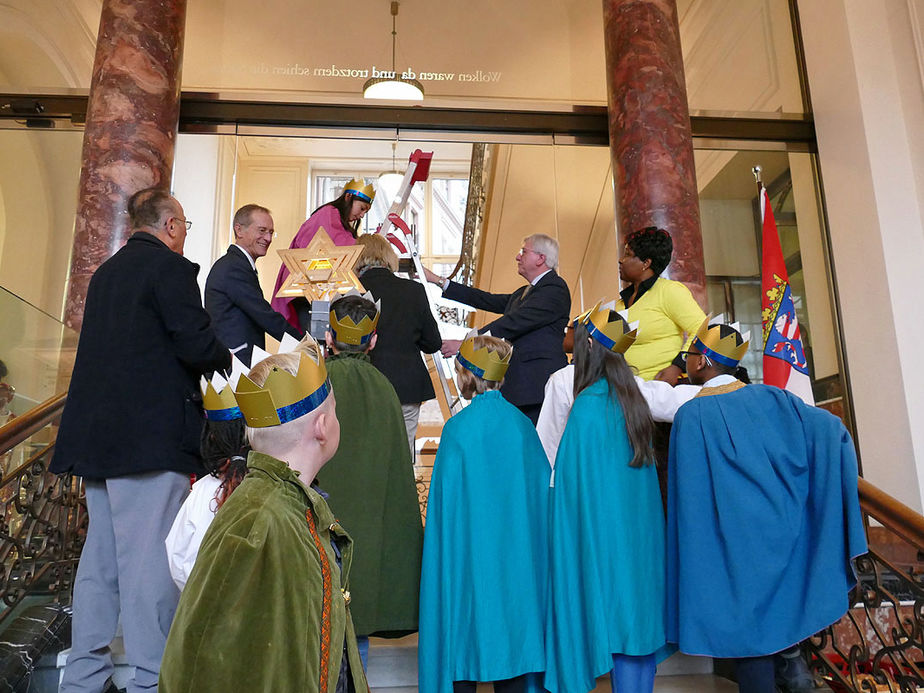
[51,188,231,693]
[425,233,570,424]
[205,204,303,364]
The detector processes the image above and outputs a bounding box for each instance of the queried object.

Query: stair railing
[804,478,924,692]
[0,391,85,627]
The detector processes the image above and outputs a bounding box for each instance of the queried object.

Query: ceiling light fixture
[363,1,424,101]
[378,140,404,195]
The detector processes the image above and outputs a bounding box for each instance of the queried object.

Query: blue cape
[545,379,671,693]
[418,390,550,692]
[666,384,867,657]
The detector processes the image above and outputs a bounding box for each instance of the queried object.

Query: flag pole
[752,165,763,220]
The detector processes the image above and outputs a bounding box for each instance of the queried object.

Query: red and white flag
[760,186,814,405]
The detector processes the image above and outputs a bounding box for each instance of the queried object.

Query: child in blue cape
[418,334,549,693]
[545,306,671,693]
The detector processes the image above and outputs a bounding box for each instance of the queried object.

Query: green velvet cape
[315,352,424,636]
[159,452,369,693]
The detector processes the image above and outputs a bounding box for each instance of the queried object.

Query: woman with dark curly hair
[617,227,706,383]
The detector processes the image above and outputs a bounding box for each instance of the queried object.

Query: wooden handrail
[858,476,924,550]
[0,391,67,455]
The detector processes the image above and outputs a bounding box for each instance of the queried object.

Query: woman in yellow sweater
[617,227,706,383]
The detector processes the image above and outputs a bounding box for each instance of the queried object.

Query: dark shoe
[775,647,817,692]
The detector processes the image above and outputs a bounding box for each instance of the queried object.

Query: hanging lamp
[363,1,424,101]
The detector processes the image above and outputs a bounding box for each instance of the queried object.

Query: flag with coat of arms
[760,185,815,405]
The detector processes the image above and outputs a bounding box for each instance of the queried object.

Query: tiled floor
[372,677,737,692]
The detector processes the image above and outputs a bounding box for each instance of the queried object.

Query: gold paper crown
[581,301,639,354]
[329,293,381,346]
[232,335,331,428]
[456,334,512,382]
[344,178,376,203]
[692,314,750,368]
[200,356,249,421]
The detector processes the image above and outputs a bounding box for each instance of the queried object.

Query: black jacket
[443,270,570,407]
[361,267,443,404]
[51,232,231,479]
[205,245,302,364]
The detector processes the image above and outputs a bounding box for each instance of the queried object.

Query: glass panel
[0,129,83,321]
[696,147,844,410]
[1,1,805,114]
[0,287,75,416]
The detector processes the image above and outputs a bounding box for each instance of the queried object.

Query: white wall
[800,0,924,509]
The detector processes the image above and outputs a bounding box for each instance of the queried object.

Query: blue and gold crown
[200,356,249,421]
[456,333,512,382]
[344,178,376,203]
[232,335,332,428]
[329,293,381,346]
[580,301,639,354]
[692,314,750,368]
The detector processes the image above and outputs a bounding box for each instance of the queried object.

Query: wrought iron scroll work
[0,437,86,627]
[804,548,924,693]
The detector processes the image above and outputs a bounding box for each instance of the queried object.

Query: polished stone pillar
[602,0,706,307]
[64,0,187,331]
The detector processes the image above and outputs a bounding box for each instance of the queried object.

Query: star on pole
[274,228,365,302]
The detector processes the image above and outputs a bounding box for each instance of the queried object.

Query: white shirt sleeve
[635,376,700,422]
[164,474,223,591]
[536,365,575,468]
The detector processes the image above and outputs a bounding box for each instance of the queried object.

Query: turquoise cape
[545,378,670,693]
[418,390,550,693]
[666,384,867,657]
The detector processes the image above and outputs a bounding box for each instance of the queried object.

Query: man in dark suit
[424,233,570,424]
[355,234,443,459]
[205,204,303,364]
[51,188,231,693]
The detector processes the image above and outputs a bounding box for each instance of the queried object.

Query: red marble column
[602,0,707,308]
[64,0,187,331]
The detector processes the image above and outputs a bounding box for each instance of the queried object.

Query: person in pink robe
[271,178,375,329]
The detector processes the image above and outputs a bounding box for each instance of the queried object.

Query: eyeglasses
[169,217,192,231]
[678,350,712,367]
[518,247,543,258]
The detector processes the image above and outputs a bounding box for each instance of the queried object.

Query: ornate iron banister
[0,391,85,629]
[804,478,924,692]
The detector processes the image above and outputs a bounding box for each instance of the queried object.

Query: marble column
[602,0,707,307]
[64,0,187,331]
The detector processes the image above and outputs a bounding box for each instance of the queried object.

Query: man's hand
[440,339,462,357]
[423,266,444,286]
[655,364,683,385]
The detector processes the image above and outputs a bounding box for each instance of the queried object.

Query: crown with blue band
[692,314,750,368]
[201,356,249,421]
[456,332,512,382]
[232,335,332,428]
[579,300,639,354]
[344,178,376,203]
[329,292,381,346]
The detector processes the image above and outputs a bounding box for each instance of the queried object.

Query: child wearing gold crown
[271,178,375,330]
[666,317,866,693]
[159,340,369,693]
[315,293,424,669]
[545,306,671,693]
[419,334,549,693]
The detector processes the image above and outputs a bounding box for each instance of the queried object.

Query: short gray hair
[524,233,559,270]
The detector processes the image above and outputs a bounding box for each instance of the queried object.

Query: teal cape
[315,352,423,636]
[666,384,867,657]
[418,390,550,693]
[545,378,671,693]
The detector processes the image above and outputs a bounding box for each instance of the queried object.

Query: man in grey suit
[205,204,303,363]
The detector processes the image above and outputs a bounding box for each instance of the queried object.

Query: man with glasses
[424,233,570,424]
[205,204,304,364]
[52,188,232,693]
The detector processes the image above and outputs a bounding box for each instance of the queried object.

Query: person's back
[419,335,549,693]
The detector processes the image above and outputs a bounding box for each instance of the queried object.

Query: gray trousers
[61,471,189,693]
[401,403,421,464]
